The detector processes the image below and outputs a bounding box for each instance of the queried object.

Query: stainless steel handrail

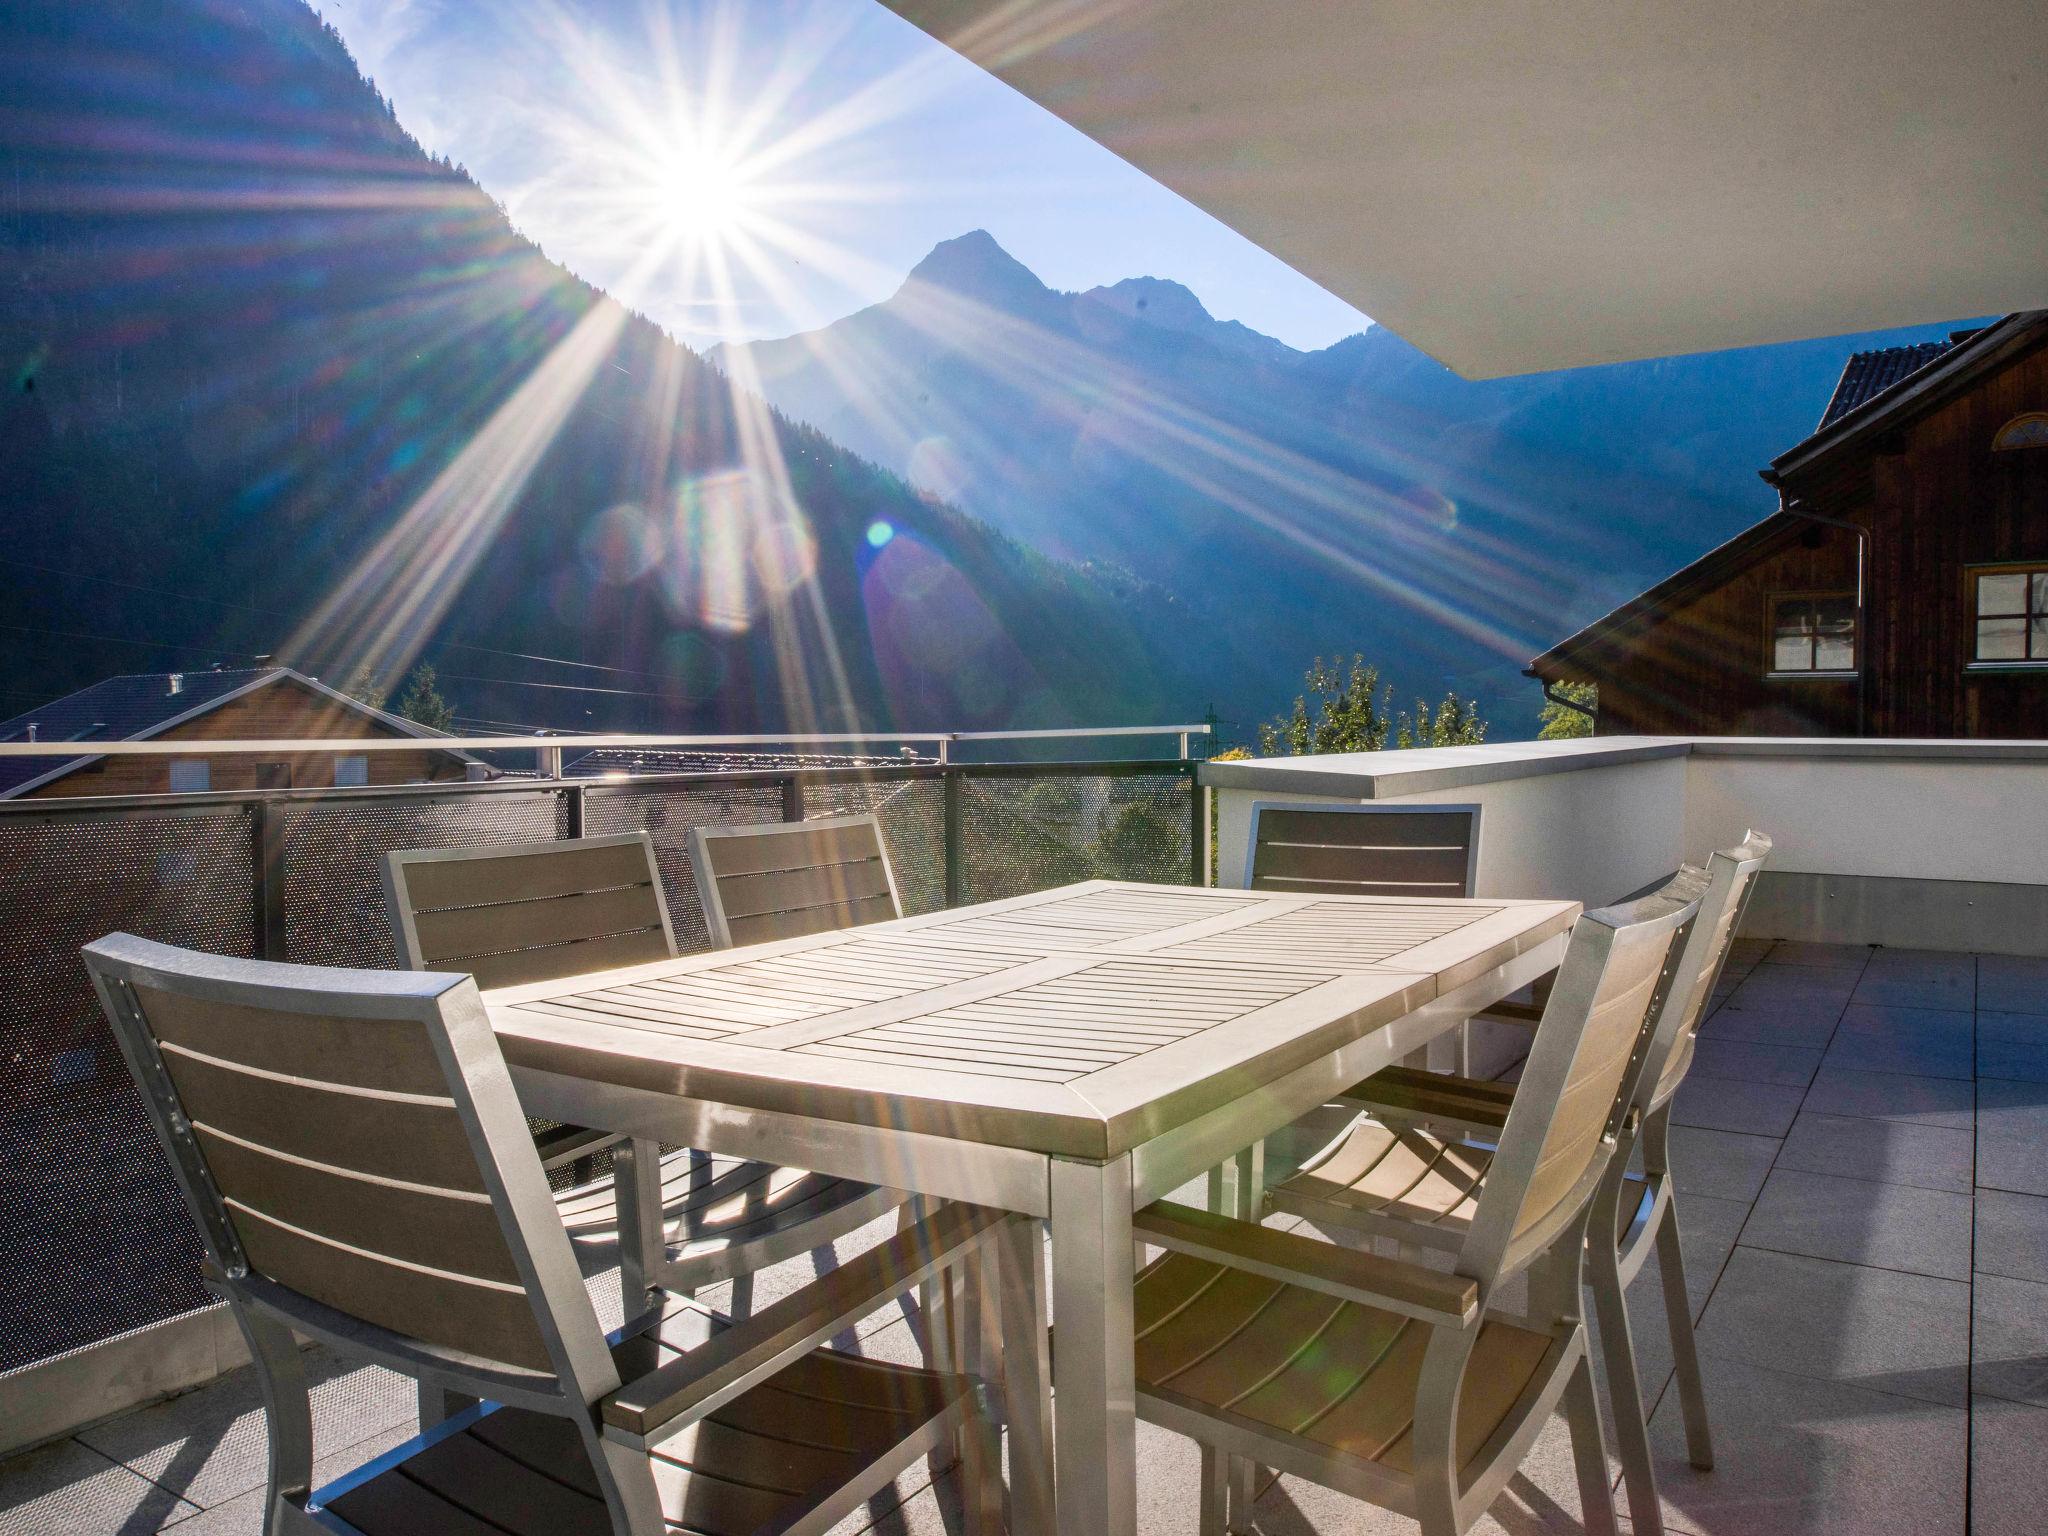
[0,723,1213,758]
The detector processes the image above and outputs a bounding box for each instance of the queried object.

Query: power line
[433,670,674,700]
[448,714,578,734]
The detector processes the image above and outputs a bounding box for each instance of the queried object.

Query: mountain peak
[1078,276,1214,333]
[899,230,1051,309]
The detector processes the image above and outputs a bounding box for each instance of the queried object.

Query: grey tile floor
[5,939,2046,1535]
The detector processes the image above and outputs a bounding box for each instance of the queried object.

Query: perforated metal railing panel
[0,762,1197,1378]
[0,807,256,1372]
[962,770,1194,904]
[582,780,789,952]
[278,790,570,968]
[805,776,947,916]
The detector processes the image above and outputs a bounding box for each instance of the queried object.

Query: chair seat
[320,1296,965,1536]
[1270,1117,1495,1240]
[1284,1110,1665,1265]
[1134,1251,1551,1479]
[553,1149,893,1254]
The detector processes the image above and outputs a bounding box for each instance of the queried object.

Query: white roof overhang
[881,0,2048,377]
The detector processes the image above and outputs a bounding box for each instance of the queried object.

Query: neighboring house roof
[1770,311,2048,484]
[0,667,464,798]
[1531,312,2048,679]
[563,747,937,777]
[1527,513,1804,678]
[1817,339,1963,427]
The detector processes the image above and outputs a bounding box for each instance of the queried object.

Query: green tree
[1397,692,1488,748]
[1537,681,1597,740]
[394,663,455,732]
[1257,655,1489,755]
[1258,655,1394,756]
[1096,802,1180,877]
[336,663,388,712]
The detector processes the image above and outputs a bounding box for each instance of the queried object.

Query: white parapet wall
[1204,735,2048,955]
[1206,738,1693,903]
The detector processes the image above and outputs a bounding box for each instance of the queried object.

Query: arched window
[1992,411,2048,452]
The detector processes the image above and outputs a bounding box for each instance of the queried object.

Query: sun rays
[284,0,1596,733]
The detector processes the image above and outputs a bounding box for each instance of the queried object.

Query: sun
[650,141,758,244]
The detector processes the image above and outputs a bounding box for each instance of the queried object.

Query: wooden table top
[484,881,1577,1160]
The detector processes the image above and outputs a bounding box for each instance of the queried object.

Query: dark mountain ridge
[0,1,1200,736]
[724,230,1979,732]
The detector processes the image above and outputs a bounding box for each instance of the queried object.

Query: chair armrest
[602,1201,1003,1444]
[1338,1065,1513,1133]
[1133,1201,1477,1328]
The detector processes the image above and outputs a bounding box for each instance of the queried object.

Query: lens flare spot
[580,502,664,584]
[861,535,1027,726]
[1398,484,1460,532]
[752,513,818,601]
[907,435,969,505]
[866,519,895,549]
[666,472,756,634]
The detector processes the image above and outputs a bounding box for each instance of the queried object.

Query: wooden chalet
[0,667,476,798]
[1530,311,2048,736]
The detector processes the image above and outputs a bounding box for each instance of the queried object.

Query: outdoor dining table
[482,878,1579,1536]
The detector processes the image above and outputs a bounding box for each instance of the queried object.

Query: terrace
[0,733,2041,1535]
[5,3,2044,1533]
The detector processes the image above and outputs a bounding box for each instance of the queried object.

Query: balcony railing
[0,728,1208,1426]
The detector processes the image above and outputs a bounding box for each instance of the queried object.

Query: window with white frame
[1769,594,1857,674]
[168,759,210,792]
[1971,566,2048,663]
[333,754,369,787]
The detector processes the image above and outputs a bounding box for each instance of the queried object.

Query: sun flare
[650,141,757,243]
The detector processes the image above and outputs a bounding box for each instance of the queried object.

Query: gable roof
[0,667,462,798]
[1531,312,2048,678]
[1528,513,1803,678]
[1770,311,2048,483]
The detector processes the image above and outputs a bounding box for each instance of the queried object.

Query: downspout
[1765,484,1871,738]
[1540,679,1598,726]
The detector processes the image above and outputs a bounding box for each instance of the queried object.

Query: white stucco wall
[1207,735,2048,904]
[1685,749,2048,886]
[1212,751,1688,905]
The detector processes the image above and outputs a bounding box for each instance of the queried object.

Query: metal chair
[688,813,937,1323]
[1278,835,1770,1535]
[1242,800,1483,1072]
[382,832,904,1322]
[82,933,1012,1536]
[1129,878,1705,1536]
[1242,801,1481,899]
[687,812,903,947]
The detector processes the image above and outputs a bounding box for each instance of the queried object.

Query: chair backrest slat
[383,832,675,989]
[1511,929,1670,1231]
[1459,874,1704,1283]
[84,936,613,1392]
[1244,802,1479,897]
[1643,832,1772,1106]
[689,815,902,950]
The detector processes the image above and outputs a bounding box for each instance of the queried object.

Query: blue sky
[321,0,1374,351]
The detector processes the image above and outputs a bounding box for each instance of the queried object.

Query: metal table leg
[1050,1153,1137,1536]
[997,1215,1056,1536]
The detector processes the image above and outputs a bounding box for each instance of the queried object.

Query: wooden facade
[1533,314,2048,738]
[21,675,468,798]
